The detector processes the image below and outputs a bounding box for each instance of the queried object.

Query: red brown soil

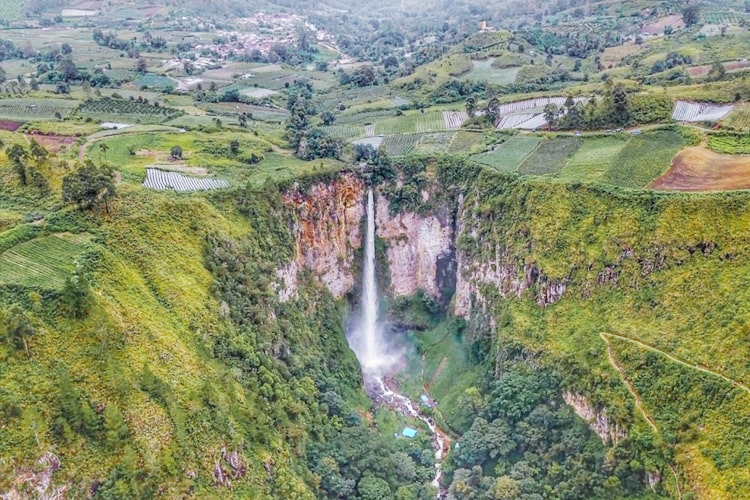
[689,60,750,77]
[26,132,78,153]
[640,14,685,35]
[0,120,22,131]
[651,147,750,191]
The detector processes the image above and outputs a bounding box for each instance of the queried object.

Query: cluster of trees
[544,85,631,130]
[284,82,343,160]
[6,140,49,193]
[444,349,662,499]
[62,161,117,213]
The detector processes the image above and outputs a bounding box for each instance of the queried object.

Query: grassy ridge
[451,166,750,497]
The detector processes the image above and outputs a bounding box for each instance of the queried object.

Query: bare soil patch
[651,146,750,191]
[26,132,78,153]
[601,43,644,68]
[640,14,685,35]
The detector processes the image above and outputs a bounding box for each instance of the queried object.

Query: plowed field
[651,147,750,191]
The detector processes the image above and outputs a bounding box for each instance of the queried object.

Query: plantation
[0,99,78,122]
[470,135,540,172]
[76,98,184,124]
[722,104,750,130]
[0,233,92,290]
[142,168,231,191]
[0,0,25,21]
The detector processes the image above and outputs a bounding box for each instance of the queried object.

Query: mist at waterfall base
[346,189,404,386]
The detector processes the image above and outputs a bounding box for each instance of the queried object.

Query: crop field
[464,59,520,84]
[336,110,396,125]
[707,133,750,154]
[0,98,78,122]
[519,137,582,176]
[135,75,178,89]
[651,146,750,191]
[603,129,687,188]
[372,111,446,135]
[558,136,630,182]
[382,134,420,156]
[321,124,366,139]
[447,131,485,154]
[722,105,750,130]
[313,86,391,111]
[471,136,540,172]
[0,0,25,21]
[414,132,456,155]
[0,233,92,290]
[443,111,468,129]
[143,168,230,191]
[77,98,183,123]
[352,136,384,149]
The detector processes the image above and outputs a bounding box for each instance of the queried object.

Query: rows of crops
[519,137,582,175]
[707,133,750,154]
[558,136,629,182]
[0,98,78,121]
[448,131,485,154]
[0,0,24,21]
[374,111,447,135]
[443,111,468,129]
[721,105,750,130]
[314,86,390,110]
[415,132,456,154]
[0,234,91,290]
[471,136,541,172]
[497,113,548,130]
[336,110,395,125]
[382,134,420,156]
[672,101,734,122]
[143,168,230,191]
[77,98,183,123]
[322,124,365,139]
[603,129,687,188]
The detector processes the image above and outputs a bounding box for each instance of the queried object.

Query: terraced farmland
[0,0,25,21]
[0,98,78,121]
[0,233,92,290]
[672,101,734,122]
[443,111,469,129]
[471,136,541,172]
[373,111,446,135]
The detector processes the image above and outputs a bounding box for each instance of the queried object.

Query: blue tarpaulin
[402,427,417,438]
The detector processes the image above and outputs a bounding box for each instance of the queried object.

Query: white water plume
[348,189,399,376]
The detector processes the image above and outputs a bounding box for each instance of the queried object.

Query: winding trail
[601,332,750,395]
[599,332,658,433]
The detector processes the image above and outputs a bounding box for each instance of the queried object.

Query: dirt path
[599,332,659,432]
[601,332,750,395]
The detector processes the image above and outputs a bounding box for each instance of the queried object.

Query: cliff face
[280,179,456,303]
[280,173,364,299]
[375,193,455,301]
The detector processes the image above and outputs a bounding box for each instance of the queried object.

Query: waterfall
[347,188,449,496]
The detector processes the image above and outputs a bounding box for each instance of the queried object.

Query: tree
[170,145,183,160]
[358,475,391,500]
[0,66,6,84]
[683,5,700,26]
[104,404,129,449]
[465,96,477,118]
[136,57,147,73]
[543,103,562,129]
[60,274,92,318]
[3,304,35,354]
[321,110,336,126]
[6,144,28,185]
[99,142,109,162]
[56,56,79,82]
[62,162,116,213]
[611,84,630,125]
[29,139,48,166]
[485,97,501,126]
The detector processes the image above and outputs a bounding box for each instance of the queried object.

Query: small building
[420,394,431,407]
[402,427,417,438]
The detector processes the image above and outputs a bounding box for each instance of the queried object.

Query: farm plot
[722,105,750,130]
[448,131,485,154]
[672,101,734,122]
[464,59,520,85]
[0,0,25,21]
[497,113,548,130]
[0,98,78,122]
[143,168,230,191]
[382,134,420,157]
[651,147,750,191]
[352,136,384,149]
[374,111,446,135]
[0,233,93,290]
[603,129,687,188]
[443,111,469,129]
[496,97,587,117]
[415,132,456,155]
[322,124,366,139]
[471,136,541,172]
[77,98,183,124]
[707,133,750,154]
[558,136,630,182]
[519,137,582,176]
